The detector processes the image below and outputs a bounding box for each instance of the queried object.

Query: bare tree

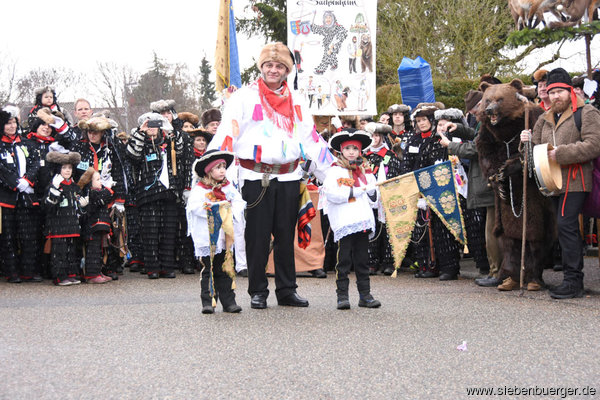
[95,62,139,130]
[16,67,83,105]
[0,53,18,104]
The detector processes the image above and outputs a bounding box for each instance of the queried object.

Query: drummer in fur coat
[186,150,245,314]
[321,129,381,310]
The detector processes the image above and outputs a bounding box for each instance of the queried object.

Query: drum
[532,143,562,196]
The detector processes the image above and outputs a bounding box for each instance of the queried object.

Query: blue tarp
[397,56,435,109]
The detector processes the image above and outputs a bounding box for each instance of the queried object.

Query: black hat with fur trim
[201,108,222,128]
[193,149,234,178]
[532,69,549,85]
[411,102,445,119]
[150,99,177,114]
[434,108,464,123]
[387,104,411,115]
[328,128,372,153]
[78,116,113,132]
[46,151,81,166]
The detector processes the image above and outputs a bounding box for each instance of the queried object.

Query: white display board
[288,1,377,116]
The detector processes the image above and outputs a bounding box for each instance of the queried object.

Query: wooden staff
[171,139,177,176]
[520,106,529,295]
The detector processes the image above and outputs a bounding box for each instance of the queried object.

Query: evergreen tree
[199,56,216,110]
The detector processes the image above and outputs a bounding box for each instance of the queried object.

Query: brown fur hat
[464,90,483,111]
[532,69,549,84]
[178,112,200,127]
[150,99,176,113]
[46,151,81,166]
[201,108,222,128]
[340,115,360,129]
[78,116,112,132]
[116,131,130,142]
[77,167,96,189]
[256,42,294,72]
[36,107,55,124]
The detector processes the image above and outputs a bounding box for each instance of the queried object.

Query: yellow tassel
[231,280,236,290]
[391,269,398,278]
[212,297,217,307]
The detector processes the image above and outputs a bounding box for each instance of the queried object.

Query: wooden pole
[520,107,530,295]
[585,34,592,79]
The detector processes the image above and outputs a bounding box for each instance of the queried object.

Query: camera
[147,120,163,128]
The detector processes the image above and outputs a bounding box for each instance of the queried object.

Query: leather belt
[239,159,299,175]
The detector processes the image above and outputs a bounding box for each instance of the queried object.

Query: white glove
[79,196,89,207]
[52,174,63,188]
[48,142,68,153]
[331,116,342,130]
[50,116,65,129]
[417,198,428,210]
[520,129,531,143]
[17,178,31,192]
[182,189,191,204]
[24,185,35,194]
[100,173,115,189]
[112,202,125,213]
[364,183,377,196]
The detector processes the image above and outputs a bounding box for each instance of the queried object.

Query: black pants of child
[200,251,236,308]
[85,232,104,278]
[139,199,178,274]
[335,231,371,300]
[51,237,79,282]
[125,204,144,268]
[0,205,40,279]
[460,197,489,274]
[176,204,196,272]
[368,212,394,272]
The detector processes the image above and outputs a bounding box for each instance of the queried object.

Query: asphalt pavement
[1,256,599,399]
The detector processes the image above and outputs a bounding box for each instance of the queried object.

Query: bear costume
[476,79,555,290]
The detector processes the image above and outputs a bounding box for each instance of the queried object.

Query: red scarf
[28,132,55,143]
[421,130,433,139]
[258,78,295,136]
[198,181,227,201]
[194,148,205,158]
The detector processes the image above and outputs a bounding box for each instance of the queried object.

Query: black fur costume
[400,116,461,277]
[126,126,184,276]
[44,167,83,284]
[0,128,41,282]
[364,146,402,273]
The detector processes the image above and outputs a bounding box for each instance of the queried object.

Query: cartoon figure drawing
[307,76,316,108]
[357,78,368,111]
[334,80,350,111]
[360,34,373,73]
[311,11,348,75]
[347,36,358,74]
[294,41,304,73]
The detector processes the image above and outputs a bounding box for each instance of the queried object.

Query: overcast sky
[1,0,260,103]
[2,1,600,105]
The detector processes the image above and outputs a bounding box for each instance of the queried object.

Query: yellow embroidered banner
[378,172,420,269]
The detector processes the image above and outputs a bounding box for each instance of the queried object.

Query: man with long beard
[521,68,600,299]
